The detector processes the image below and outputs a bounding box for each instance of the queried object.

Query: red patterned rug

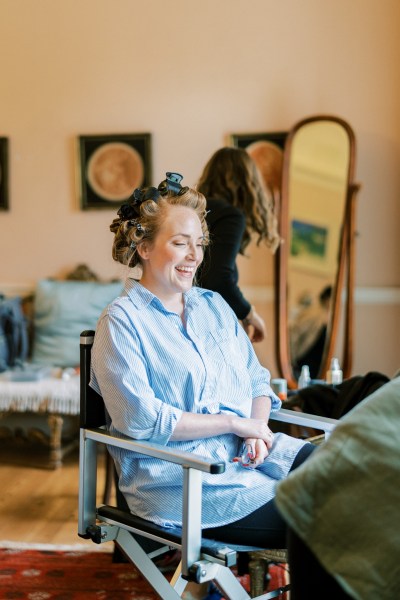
[0,544,288,599]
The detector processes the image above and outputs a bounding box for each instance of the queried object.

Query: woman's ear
[136,240,150,261]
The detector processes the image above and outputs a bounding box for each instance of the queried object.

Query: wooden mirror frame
[274,115,360,389]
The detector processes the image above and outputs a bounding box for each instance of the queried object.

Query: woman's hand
[242,306,266,343]
[234,437,272,468]
[232,416,274,446]
[232,398,274,467]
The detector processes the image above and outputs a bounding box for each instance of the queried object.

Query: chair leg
[115,527,254,600]
[116,528,184,599]
[210,565,251,600]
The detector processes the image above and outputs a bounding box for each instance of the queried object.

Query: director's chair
[78,330,338,599]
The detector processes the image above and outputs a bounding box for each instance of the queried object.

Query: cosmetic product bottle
[298,365,311,389]
[326,357,343,385]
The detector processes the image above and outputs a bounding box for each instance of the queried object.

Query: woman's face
[138,205,205,300]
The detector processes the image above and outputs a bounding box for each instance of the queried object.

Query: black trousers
[203,442,315,549]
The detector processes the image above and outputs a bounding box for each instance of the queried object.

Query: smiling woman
[109,174,209,317]
[137,205,206,311]
[87,171,314,552]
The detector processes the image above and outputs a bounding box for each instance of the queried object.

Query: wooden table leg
[249,557,267,597]
[48,414,64,468]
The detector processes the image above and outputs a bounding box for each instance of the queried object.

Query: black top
[197,198,251,320]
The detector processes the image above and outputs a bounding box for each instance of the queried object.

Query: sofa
[0,265,123,467]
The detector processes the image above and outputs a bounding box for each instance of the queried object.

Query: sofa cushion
[32,279,123,367]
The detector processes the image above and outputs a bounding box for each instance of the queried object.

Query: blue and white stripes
[90,278,305,528]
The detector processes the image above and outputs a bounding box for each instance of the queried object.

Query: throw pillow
[32,279,123,367]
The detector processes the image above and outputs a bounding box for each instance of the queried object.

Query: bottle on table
[298,365,311,389]
[326,357,343,385]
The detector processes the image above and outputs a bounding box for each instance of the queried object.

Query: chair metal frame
[78,330,338,599]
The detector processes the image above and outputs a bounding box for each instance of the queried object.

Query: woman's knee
[290,442,316,472]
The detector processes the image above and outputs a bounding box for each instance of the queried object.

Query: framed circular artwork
[78,133,152,209]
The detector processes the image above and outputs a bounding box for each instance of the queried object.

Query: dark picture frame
[78,133,152,210]
[230,131,288,202]
[230,131,288,151]
[0,137,9,211]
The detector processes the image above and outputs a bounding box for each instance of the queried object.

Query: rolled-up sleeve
[91,308,183,445]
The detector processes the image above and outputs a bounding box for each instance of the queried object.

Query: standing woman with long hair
[197,147,281,342]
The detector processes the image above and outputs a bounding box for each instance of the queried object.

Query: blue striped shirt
[90,278,305,528]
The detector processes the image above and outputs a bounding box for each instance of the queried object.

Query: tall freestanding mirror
[275,115,360,389]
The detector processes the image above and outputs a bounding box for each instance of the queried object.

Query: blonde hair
[110,187,209,268]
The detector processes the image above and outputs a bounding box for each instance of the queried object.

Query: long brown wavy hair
[197,147,280,254]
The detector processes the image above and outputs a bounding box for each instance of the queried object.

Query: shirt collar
[124,278,213,311]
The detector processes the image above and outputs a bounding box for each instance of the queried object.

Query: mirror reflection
[287,120,350,379]
[273,115,358,388]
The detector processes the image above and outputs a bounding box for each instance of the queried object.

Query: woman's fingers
[233,438,270,468]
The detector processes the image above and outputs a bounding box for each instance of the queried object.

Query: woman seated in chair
[90,173,314,550]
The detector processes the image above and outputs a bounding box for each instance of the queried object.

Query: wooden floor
[0,441,108,546]
[0,441,210,598]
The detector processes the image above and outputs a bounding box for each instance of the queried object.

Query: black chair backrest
[80,329,106,428]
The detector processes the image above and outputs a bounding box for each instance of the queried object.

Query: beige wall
[1,0,399,377]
